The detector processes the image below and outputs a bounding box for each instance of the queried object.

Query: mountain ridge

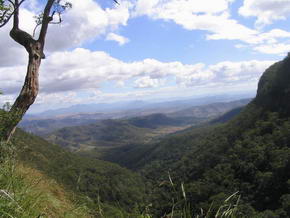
[121,55,290,216]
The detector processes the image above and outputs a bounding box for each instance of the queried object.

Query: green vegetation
[0,103,18,140]
[20,99,250,137]
[1,55,290,217]
[126,55,290,217]
[43,101,249,163]
[0,141,92,217]
[138,108,290,216]
[12,129,147,215]
[209,106,244,124]
[44,115,193,162]
[0,101,92,217]
[168,99,250,119]
[46,119,153,150]
[126,113,189,129]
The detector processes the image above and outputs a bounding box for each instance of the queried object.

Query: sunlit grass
[0,141,92,218]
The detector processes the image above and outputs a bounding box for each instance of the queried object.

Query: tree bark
[1,43,41,142]
[0,0,55,142]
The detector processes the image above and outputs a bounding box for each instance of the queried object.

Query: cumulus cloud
[133,0,259,43]
[239,0,290,27]
[0,48,275,96]
[131,0,290,55]
[254,43,290,55]
[0,0,132,67]
[44,0,131,51]
[134,0,234,16]
[134,76,164,88]
[106,33,130,45]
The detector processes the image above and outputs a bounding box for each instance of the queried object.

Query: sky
[0,0,290,113]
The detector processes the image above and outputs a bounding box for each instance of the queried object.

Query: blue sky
[1,0,290,112]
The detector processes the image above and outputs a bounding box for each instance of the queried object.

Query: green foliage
[137,106,290,216]
[0,103,14,140]
[256,54,290,115]
[0,0,7,11]
[0,0,13,27]
[1,92,147,216]
[2,55,290,216]
[125,56,290,217]
[210,106,245,124]
[0,142,43,217]
[127,113,188,129]
[13,129,148,214]
[46,119,153,149]
[0,141,91,218]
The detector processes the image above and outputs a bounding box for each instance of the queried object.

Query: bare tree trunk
[1,42,41,142]
[0,0,55,143]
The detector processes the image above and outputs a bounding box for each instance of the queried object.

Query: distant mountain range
[40,99,250,163]
[20,98,251,136]
[11,55,290,217]
[26,93,254,119]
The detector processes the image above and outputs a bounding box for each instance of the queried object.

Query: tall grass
[0,141,42,217]
[158,172,242,218]
[0,140,243,218]
[0,141,91,218]
[92,172,242,218]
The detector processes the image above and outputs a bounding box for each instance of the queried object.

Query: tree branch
[38,0,55,46]
[13,0,19,28]
[9,0,39,55]
[7,0,14,7]
[0,0,26,28]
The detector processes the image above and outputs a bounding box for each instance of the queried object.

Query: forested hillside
[3,56,290,217]
[12,129,147,216]
[127,55,290,217]
[2,0,290,217]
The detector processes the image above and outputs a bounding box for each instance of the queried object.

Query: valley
[20,98,251,135]
[9,55,290,217]
[22,99,249,162]
[1,1,290,217]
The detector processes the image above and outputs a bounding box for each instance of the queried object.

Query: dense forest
[1,0,290,217]
[0,54,289,217]
[134,55,290,217]
[12,129,148,217]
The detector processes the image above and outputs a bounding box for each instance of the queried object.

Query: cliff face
[255,54,290,115]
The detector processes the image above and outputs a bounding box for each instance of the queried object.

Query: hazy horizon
[1,0,288,114]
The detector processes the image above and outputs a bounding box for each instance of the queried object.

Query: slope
[131,55,290,217]
[44,114,193,161]
[11,129,147,215]
[168,98,250,119]
[0,161,91,217]
[44,99,250,162]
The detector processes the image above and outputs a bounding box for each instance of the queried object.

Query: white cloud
[239,0,290,27]
[133,0,260,43]
[134,76,164,88]
[254,43,290,55]
[44,0,131,51]
[106,33,130,45]
[0,48,275,96]
[235,44,247,49]
[131,0,290,55]
[0,0,132,67]
[134,0,234,16]
[1,46,276,111]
